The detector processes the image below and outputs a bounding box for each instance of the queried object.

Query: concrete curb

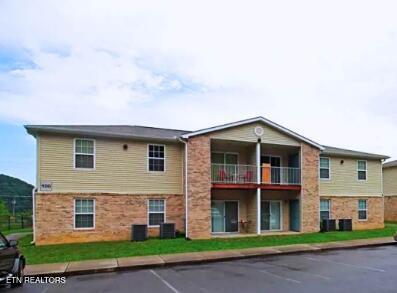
[25,237,396,277]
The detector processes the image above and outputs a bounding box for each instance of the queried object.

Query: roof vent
[254,126,264,137]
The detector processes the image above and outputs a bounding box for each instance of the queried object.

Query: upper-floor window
[148,144,165,172]
[319,157,330,179]
[358,199,368,220]
[75,139,95,169]
[320,199,331,220]
[357,160,367,181]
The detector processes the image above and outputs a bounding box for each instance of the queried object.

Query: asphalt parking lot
[8,245,397,293]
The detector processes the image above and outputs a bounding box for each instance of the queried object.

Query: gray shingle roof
[25,125,190,141]
[25,122,389,160]
[383,160,397,169]
[322,145,389,160]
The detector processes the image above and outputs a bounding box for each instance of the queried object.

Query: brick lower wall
[187,135,212,239]
[321,196,384,230]
[301,142,321,233]
[35,193,184,245]
[384,196,397,222]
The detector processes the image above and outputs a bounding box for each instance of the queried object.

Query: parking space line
[263,263,331,280]
[149,269,181,293]
[304,257,386,273]
[260,269,301,284]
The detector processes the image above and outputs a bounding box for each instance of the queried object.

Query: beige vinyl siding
[383,167,397,196]
[210,122,300,146]
[39,134,183,194]
[319,156,382,196]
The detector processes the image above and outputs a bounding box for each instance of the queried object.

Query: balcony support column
[256,139,261,235]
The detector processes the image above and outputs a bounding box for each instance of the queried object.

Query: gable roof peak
[181,116,324,150]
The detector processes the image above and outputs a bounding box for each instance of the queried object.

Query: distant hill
[0,174,33,215]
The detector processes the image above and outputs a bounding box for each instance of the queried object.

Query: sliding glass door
[261,200,282,231]
[211,201,225,233]
[211,201,239,233]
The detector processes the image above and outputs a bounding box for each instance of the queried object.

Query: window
[74,199,95,229]
[320,199,331,220]
[358,160,367,181]
[211,152,238,165]
[319,157,330,179]
[358,199,368,220]
[148,199,165,226]
[75,139,95,169]
[148,145,165,171]
[0,234,8,250]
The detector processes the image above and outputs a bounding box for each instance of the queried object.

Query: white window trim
[358,199,368,221]
[74,198,96,230]
[357,160,368,182]
[74,138,96,170]
[319,157,331,180]
[320,199,331,219]
[147,144,166,172]
[147,199,166,227]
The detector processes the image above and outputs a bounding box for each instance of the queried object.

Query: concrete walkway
[6,232,32,241]
[25,236,396,277]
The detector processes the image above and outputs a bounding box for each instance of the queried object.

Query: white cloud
[0,0,397,159]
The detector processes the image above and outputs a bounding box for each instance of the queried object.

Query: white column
[256,140,261,235]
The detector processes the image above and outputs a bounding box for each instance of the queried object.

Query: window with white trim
[320,157,330,179]
[358,199,368,220]
[320,199,331,220]
[148,199,165,226]
[75,139,95,169]
[357,160,367,181]
[74,199,95,228]
[148,145,165,171]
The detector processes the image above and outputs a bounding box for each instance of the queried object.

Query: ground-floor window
[148,199,165,226]
[74,199,95,229]
[320,199,331,220]
[358,199,368,220]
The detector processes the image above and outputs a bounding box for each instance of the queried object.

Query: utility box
[131,224,147,241]
[160,223,176,239]
[321,219,336,232]
[339,219,353,231]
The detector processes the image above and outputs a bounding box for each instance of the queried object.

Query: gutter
[178,138,189,239]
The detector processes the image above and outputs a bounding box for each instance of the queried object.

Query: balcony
[211,164,301,189]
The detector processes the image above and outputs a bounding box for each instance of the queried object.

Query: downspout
[31,187,36,244]
[31,133,40,244]
[179,138,189,239]
[381,159,385,225]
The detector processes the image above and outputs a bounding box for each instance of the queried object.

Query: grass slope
[20,223,397,265]
[0,174,33,214]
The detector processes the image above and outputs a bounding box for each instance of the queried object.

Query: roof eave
[321,151,390,160]
[24,126,181,142]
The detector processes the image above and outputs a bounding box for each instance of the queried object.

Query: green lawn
[20,223,397,265]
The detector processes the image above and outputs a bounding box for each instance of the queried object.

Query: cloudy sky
[0,0,396,184]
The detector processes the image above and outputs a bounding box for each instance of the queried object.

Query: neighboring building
[25,117,389,245]
[383,160,397,221]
